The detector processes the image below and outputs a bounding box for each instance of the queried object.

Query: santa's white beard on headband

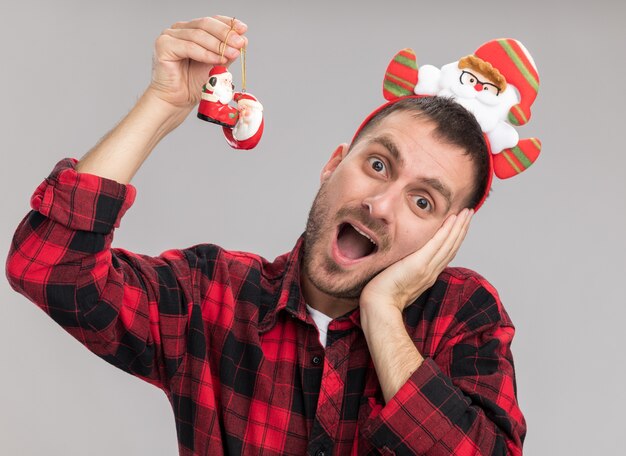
[436,62,519,133]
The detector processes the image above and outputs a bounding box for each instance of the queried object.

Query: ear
[383,48,418,101]
[320,143,349,183]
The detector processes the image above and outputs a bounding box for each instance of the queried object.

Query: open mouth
[336,223,378,261]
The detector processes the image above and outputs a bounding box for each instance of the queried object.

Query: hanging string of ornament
[197,18,264,150]
[241,45,246,93]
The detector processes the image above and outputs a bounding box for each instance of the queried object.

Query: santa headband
[352,38,541,211]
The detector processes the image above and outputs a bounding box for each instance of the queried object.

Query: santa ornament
[222,92,264,150]
[377,38,541,207]
[197,20,264,150]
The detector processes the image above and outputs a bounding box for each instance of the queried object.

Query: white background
[1,0,625,454]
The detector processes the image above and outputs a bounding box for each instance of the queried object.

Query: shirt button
[312,355,322,365]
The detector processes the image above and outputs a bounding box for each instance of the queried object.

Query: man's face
[302,110,475,301]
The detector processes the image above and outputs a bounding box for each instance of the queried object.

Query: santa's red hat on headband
[473,39,539,127]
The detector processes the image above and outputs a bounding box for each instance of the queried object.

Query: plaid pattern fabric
[6,158,526,455]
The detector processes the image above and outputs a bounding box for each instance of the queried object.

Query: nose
[362,190,397,225]
[474,83,483,92]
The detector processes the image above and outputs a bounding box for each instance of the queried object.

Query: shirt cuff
[362,357,470,454]
[30,158,137,234]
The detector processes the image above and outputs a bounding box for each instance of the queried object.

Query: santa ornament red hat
[363,38,542,210]
[209,65,229,77]
[234,92,263,110]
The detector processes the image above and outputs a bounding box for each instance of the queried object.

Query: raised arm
[6,16,248,390]
[75,16,248,183]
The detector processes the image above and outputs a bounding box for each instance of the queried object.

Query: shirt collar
[257,235,363,333]
[257,235,308,333]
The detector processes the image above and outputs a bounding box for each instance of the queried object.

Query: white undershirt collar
[306,303,333,348]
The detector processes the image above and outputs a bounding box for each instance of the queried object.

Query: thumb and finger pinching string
[219,18,246,92]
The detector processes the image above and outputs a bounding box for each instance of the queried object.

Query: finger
[390,215,458,296]
[418,210,467,272]
[433,209,473,268]
[163,28,240,60]
[171,17,247,49]
[403,213,458,266]
[395,210,472,297]
[212,15,248,34]
[207,16,249,49]
[155,34,227,66]
[450,209,473,253]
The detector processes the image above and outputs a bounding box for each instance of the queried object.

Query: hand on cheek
[360,208,474,314]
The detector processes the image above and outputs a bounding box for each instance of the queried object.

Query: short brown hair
[350,97,490,209]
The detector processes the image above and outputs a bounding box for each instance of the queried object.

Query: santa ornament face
[381,38,541,189]
[210,70,235,104]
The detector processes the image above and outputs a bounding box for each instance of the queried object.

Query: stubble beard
[302,183,388,300]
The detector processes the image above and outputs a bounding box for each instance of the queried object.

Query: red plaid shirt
[6,158,526,455]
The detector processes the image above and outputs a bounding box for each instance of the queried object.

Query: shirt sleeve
[6,158,194,391]
[361,279,526,455]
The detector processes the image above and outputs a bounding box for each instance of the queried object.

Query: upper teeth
[351,224,376,245]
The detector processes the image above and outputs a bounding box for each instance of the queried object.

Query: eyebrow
[369,135,453,213]
[423,177,452,213]
[370,136,405,168]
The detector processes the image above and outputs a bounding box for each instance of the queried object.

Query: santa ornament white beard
[213,80,235,105]
[232,104,263,141]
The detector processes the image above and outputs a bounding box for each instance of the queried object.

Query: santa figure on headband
[384,39,541,179]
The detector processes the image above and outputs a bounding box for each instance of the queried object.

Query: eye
[412,196,432,211]
[482,84,500,96]
[368,157,386,174]
[460,71,478,87]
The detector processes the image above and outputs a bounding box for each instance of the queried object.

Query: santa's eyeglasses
[459,70,501,96]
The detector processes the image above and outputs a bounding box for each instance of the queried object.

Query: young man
[6,16,525,455]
